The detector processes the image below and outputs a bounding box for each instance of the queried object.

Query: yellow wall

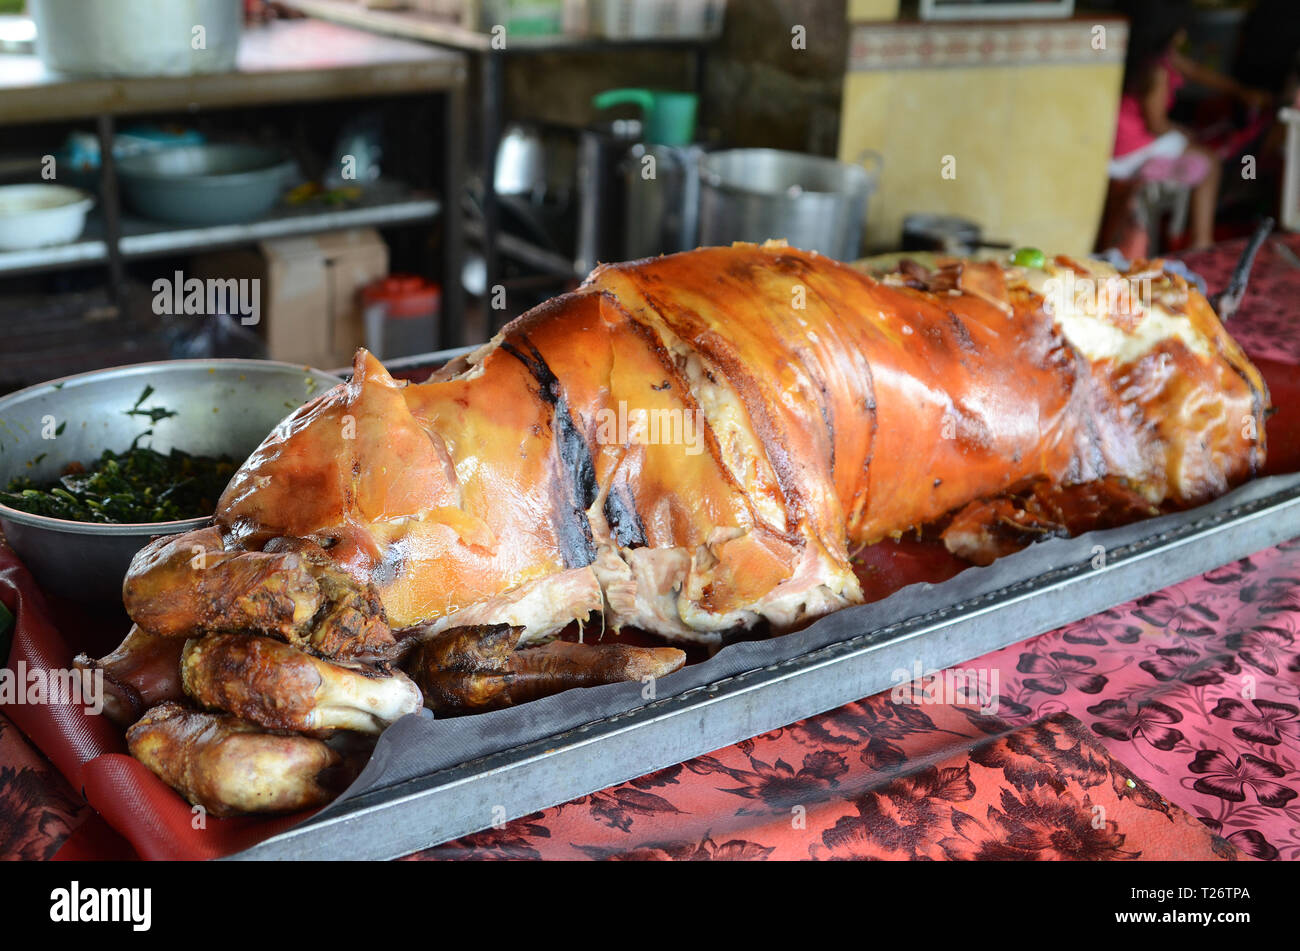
[840,30,1126,256]
[847,0,899,19]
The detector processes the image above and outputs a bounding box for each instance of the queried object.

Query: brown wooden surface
[0,18,466,124]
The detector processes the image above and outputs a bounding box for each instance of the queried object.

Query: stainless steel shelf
[463,217,581,279]
[0,236,110,276]
[284,0,720,54]
[119,192,440,260]
[0,19,467,124]
[0,186,439,276]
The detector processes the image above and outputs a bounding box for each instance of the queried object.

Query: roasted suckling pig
[96,242,1265,815]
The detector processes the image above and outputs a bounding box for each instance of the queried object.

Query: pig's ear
[352,348,396,388]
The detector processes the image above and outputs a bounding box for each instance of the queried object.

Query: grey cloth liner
[310,470,1300,820]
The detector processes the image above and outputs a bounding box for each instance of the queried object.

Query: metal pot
[621,142,706,260]
[0,360,342,602]
[698,148,882,261]
[494,122,578,206]
[30,0,241,78]
[901,213,1009,256]
[574,118,642,274]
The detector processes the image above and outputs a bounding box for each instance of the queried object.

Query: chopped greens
[1,436,236,523]
[124,385,179,424]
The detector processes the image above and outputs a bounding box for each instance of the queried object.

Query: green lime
[1012,247,1046,269]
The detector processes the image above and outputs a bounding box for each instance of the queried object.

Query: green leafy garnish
[124,384,178,424]
[1,440,236,523]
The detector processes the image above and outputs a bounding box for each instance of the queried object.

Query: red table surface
[3,237,1299,861]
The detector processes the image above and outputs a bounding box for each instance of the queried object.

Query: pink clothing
[1139,149,1212,186]
[1114,56,1183,158]
[1114,95,1154,157]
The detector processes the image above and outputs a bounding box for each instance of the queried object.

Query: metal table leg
[691,45,708,102]
[480,52,505,333]
[440,82,467,348]
[96,114,125,310]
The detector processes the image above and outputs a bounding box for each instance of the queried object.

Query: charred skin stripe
[604,300,761,543]
[945,309,978,353]
[501,339,599,568]
[848,385,877,534]
[603,481,647,548]
[1225,355,1268,476]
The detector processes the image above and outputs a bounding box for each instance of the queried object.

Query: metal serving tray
[227,470,1300,861]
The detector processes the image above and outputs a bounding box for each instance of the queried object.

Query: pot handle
[854,149,884,183]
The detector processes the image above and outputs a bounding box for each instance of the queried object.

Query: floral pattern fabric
[410,706,1234,861]
[975,540,1300,861]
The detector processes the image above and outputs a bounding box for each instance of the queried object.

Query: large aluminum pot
[621,142,705,259]
[0,360,343,602]
[30,0,241,78]
[698,148,882,261]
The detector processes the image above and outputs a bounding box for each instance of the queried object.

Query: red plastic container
[361,275,441,360]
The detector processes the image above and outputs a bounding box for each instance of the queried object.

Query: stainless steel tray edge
[228,480,1300,860]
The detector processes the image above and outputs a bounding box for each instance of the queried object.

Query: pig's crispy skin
[73,624,186,727]
[407,624,686,714]
[188,243,1264,647]
[126,702,349,817]
[181,633,422,734]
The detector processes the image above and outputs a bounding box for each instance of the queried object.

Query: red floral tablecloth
[2,236,1299,861]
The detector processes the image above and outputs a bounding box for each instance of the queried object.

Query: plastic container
[30,0,241,78]
[361,276,441,361]
[592,88,698,146]
[594,0,726,39]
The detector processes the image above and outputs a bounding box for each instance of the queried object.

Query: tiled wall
[839,16,1128,255]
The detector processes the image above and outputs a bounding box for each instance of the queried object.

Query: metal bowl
[0,359,344,602]
[116,144,296,225]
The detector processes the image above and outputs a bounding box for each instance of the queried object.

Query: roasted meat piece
[122,527,393,658]
[73,624,186,727]
[180,633,422,734]
[126,702,351,817]
[406,624,685,714]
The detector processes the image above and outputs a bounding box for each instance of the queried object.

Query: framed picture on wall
[918,0,1076,20]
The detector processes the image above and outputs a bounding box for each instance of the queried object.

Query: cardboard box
[193,228,389,370]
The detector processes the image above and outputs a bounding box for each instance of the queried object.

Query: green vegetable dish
[2,387,234,524]
[1,436,236,524]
